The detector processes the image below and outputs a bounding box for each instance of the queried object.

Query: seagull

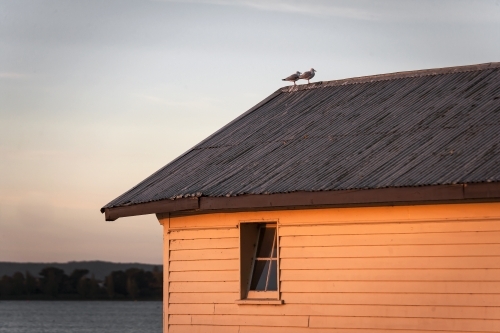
[299,68,317,84]
[282,71,301,85]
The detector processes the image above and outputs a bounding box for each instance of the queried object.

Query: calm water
[0,301,162,333]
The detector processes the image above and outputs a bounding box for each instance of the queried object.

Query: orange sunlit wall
[159,202,500,332]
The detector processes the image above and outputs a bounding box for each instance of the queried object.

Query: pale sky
[1,0,499,264]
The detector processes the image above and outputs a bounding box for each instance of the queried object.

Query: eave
[102,182,500,221]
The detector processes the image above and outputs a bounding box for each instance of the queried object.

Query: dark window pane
[266,260,278,291]
[271,231,278,258]
[256,227,276,258]
[250,260,270,291]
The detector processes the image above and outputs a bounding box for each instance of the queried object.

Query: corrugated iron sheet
[102,63,500,210]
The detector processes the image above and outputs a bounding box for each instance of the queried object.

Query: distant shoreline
[0,261,162,281]
[0,262,163,301]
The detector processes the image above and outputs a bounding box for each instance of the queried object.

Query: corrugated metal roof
[102,63,500,210]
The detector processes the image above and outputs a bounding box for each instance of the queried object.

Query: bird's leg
[308,79,310,84]
[293,81,296,86]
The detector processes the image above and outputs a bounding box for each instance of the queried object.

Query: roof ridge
[281,62,500,93]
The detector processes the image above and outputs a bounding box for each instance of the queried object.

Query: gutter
[102,182,500,221]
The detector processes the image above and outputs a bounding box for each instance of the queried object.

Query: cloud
[154,0,500,22]
[156,0,378,20]
[137,94,171,105]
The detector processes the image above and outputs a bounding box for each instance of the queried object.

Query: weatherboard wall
[158,202,500,333]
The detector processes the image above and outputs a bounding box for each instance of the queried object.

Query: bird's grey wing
[299,71,311,79]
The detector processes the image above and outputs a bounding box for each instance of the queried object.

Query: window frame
[238,220,281,302]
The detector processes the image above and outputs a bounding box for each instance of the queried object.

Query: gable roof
[102,63,500,220]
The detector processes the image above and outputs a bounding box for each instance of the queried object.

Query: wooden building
[102,63,500,333]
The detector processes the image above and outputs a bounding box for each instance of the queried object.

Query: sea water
[0,301,162,333]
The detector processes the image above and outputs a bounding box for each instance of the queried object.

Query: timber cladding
[159,202,500,333]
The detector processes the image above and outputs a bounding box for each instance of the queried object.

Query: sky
[1,0,499,264]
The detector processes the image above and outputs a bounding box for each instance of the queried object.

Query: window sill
[235,299,284,305]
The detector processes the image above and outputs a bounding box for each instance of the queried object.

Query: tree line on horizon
[0,266,162,300]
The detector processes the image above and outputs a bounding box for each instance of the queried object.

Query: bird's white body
[299,68,316,83]
[282,71,302,85]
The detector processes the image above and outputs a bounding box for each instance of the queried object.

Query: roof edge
[281,62,500,92]
[104,197,199,221]
[105,182,500,221]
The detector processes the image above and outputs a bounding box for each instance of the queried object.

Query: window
[248,224,278,294]
[239,222,280,301]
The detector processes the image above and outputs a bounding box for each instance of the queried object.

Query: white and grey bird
[282,71,301,85]
[299,68,317,84]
